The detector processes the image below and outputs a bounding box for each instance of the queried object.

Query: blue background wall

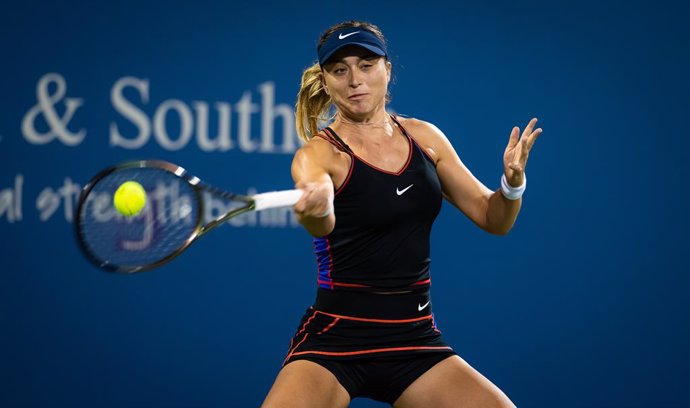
[1,0,689,407]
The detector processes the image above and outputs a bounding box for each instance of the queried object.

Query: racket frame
[74,160,257,273]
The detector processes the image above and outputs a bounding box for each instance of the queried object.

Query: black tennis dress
[283,115,456,404]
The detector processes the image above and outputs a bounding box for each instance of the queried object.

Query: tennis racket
[75,160,302,273]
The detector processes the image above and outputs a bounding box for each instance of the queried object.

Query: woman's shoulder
[394,116,448,164]
[299,132,339,154]
[394,115,426,130]
[294,132,350,168]
[395,116,446,144]
[394,116,445,139]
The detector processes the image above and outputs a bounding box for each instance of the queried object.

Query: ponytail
[295,63,332,142]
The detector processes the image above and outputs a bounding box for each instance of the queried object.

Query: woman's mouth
[348,93,368,100]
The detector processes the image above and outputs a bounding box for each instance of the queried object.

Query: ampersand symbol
[21,73,86,146]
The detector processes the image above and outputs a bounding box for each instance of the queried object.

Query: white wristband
[316,198,334,218]
[501,173,526,200]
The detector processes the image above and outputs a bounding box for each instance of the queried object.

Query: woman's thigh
[393,355,515,408]
[261,360,351,408]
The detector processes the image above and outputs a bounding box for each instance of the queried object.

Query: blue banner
[1,0,689,407]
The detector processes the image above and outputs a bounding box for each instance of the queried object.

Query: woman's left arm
[408,117,542,235]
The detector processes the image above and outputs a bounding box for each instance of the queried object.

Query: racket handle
[252,189,303,211]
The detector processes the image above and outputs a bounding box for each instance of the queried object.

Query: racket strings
[77,167,202,270]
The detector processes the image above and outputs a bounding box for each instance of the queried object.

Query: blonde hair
[295,20,390,142]
[295,63,332,142]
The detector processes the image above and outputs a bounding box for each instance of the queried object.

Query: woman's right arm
[291,140,336,237]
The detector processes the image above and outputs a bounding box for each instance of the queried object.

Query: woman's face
[321,45,391,119]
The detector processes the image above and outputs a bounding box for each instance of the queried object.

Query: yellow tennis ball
[113,181,146,217]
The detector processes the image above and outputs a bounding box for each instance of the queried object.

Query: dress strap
[389,114,411,138]
[323,127,354,155]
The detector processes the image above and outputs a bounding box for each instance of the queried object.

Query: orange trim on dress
[290,345,453,358]
[316,310,432,324]
[317,317,340,335]
[324,126,413,176]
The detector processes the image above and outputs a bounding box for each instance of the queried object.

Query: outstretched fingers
[504,117,544,177]
[521,117,538,140]
[521,118,542,150]
[526,126,542,151]
[507,126,520,149]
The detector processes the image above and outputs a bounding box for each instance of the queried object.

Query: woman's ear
[320,72,329,95]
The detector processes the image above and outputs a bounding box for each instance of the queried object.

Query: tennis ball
[113,181,146,217]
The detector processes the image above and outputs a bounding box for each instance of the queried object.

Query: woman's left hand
[503,117,543,187]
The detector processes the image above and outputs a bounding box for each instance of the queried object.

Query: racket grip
[252,189,303,211]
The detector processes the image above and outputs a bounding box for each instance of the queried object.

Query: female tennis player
[261,20,541,408]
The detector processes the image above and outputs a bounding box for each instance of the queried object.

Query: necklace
[336,112,390,128]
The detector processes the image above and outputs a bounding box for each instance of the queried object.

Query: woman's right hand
[291,140,337,237]
[294,181,334,219]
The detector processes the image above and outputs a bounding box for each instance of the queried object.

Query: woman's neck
[331,110,396,146]
[334,109,390,129]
